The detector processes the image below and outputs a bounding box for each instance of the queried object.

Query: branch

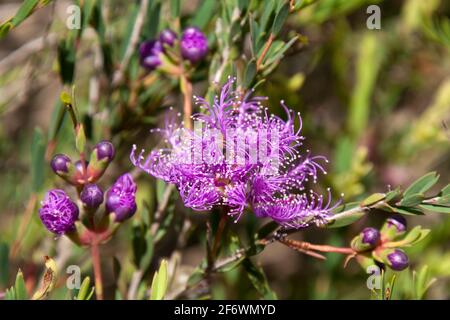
[112,0,149,87]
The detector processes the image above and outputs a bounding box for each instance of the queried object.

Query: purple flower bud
[139,40,163,70]
[106,174,137,222]
[386,215,407,232]
[80,184,104,210]
[159,29,177,47]
[381,215,407,241]
[39,189,79,235]
[387,249,409,271]
[361,227,381,246]
[180,27,208,63]
[51,154,71,174]
[94,141,115,161]
[351,227,381,252]
[74,160,88,175]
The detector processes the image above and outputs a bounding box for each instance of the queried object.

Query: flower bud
[381,215,407,241]
[80,184,104,210]
[180,27,208,63]
[106,174,137,222]
[351,227,381,252]
[87,141,115,182]
[159,29,177,47]
[139,40,163,70]
[51,154,72,174]
[39,189,79,235]
[95,140,115,161]
[380,248,409,271]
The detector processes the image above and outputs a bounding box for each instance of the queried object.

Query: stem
[91,238,104,300]
[181,73,193,130]
[112,0,149,87]
[326,205,370,223]
[256,33,274,70]
[211,212,227,260]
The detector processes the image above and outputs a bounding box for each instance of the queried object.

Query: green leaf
[413,265,437,299]
[271,3,289,36]
[404,172,440,198]
[170,0,181,18]
[0,242,9,287]
[14,270,28,300]
[243,258,277,300]
[256,221,279,240]
[57,39,76,84]
[5,287,16,300]
[391,206,424,216]
[0,23,13,38]
[75,124,86,154]
[76,277,94,300]
[420,204,450,213]
[385,187,401,202]
[31,128,46,192]
[361,193,385,207]
[441,184,450,196]
[260,0,276,32]
[399,193,425,207]
[243,59,257,88]
[139,232,154,271]
[150,260,168,300]
[11,0,40,27]
[191,0,216,29]
[216,256,245,273]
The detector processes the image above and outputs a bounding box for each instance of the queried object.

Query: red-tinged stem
[181,73,193,130]
[279,238,354,255]
[211,212,228,260]
[91,238,104,300]
[256,33,274,71]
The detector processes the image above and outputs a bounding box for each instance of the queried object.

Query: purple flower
[131,77,334,228]
[159,29,177,47]
[361,227,380,246]
[139,40,163,70]
[39,189,79,235]
[386,215,407,232]
[180,27,208,63]
[106,174,137,222]
[387,249,409,271]
[51,154,71,174]
[94,141,115,161]
[80,184,104,210]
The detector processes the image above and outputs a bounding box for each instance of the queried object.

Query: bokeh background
[0,0,449,299]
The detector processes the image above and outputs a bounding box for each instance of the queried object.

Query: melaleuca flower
[180,27,208,63]
[139,40,163,70]
[159,29,177,47]
[381,248,409,271]
[381,215,407,241]
[39,189,79,235]
[131,77,335,228]
[87,140,115,182]
[51,154,71,175]
[80,184,104,210]
[106,174,137,222]
[351,227,381,252]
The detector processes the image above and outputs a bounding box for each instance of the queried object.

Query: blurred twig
[0,34,57,74]
[112,0,149,87]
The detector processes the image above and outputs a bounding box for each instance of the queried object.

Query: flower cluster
[352,215,410,271]
[139,27,208,71]
[131,77,336,228]
[39,141,137,236]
